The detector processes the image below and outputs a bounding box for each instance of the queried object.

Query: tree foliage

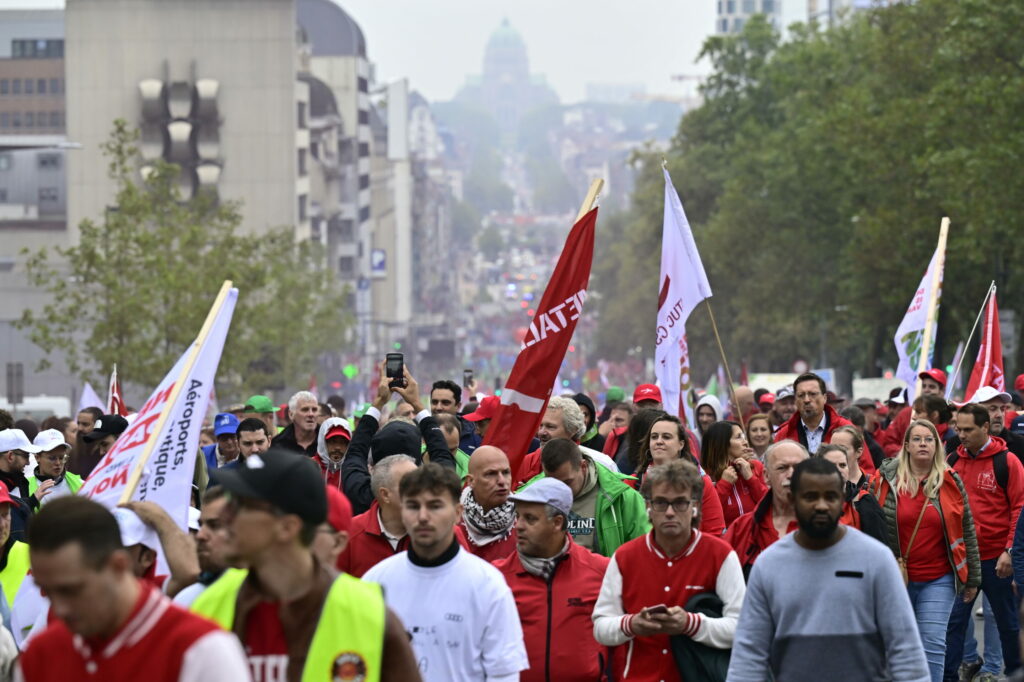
[592,0,1024,383]
[19,119,351,396]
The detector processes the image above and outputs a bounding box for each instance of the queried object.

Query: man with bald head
[734,386,757,424]
[725,440,810,578]
[459,445,517,561]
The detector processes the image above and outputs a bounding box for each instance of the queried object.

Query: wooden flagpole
[705,300,745,430]
[117,280,234,504]
[575,179,604,223]
[914,217,949,398]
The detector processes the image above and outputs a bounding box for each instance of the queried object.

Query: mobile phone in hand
[385,353,406,389]
[644,604,669,616]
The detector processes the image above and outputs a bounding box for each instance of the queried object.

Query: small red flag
[966,292,1004,398]
[483,208,598,481]
[107,365,128,416]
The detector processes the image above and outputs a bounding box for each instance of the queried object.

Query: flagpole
[914,217,950,397]
[705,300,745,429]
[945,281,996,400]
[575,179,604,223]
[118,280,234,504]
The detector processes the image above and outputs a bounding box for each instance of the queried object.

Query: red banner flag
[107,364,128,417]
[966,291,1004,398]
[483,208,598,479]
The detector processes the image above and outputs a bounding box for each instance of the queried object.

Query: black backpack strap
[994,450,1009,491]
[946,451,959,468]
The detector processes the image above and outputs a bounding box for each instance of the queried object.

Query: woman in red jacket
[702,421,768,527]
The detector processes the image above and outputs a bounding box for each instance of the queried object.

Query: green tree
[19,119,351,396]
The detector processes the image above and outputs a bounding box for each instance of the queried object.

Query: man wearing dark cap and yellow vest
[192,447,420,682]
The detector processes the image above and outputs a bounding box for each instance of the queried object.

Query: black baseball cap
[212,447,327,525]
[83,414,130,442]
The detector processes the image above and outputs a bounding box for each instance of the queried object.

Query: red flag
[107,364,128,416]
[966,292,1004,397]
[309,373,319,401]
[483,209,597,480]
[739,360,749,388]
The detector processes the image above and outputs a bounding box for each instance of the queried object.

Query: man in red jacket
[494,477,610,682]
[725,440,808,578]
[944,402,1024,679]
[773,373,852,454]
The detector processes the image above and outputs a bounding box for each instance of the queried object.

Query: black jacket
[0,469,36,543]
[342,410,456,515]
[270,423,318,458]
[848,482,888,546]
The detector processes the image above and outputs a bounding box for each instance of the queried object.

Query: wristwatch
[1006,547,1013,555]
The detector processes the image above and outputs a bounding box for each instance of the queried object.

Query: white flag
[894,246,943,402]
[80,287,237,533]
[78,382,104,412]
[656,169,712,426]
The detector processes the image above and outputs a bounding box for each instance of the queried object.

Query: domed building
[455,19,559,147]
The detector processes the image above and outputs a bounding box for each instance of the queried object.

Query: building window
[743,0,755,11]
[298,148,307,176]
[338,256,355,277]
[0,80,7,95]
[339,220,354,242]
[11,113,20,128]
[11,39,63,58]
[298,194,307,221]
[297,101,307,128]
[37,79,46,93]
[0,155,9,170]
[0,189,6,202]
[0,114,8,129]
[39,187,58,202]
[24,79,34,95]
[358,142,369,157]
[49,78,59,94]
[25,112,34,128]
[357,77,368,93]
[727,0,736,12]
[734,16,746,30]
[12,79,21,95]
[359,174,369,190]
[49,111,60,127]
[357,110,368,125]
[38,154,60,170]
[718,0,723,12]
[763,0,775,11]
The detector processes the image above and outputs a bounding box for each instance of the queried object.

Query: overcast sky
[1,0,715,103]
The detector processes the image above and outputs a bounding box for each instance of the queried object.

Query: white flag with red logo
[894,244,944,401]
[107,364,128,417]
[81,286,237,532]
[655,169,712,426]
[966,290,1004,397]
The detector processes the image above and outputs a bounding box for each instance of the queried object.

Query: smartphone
[463,369,474,388]
[644,604,669,616]
[385,353,406,389]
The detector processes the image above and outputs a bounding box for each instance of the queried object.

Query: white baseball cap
[968,386,1012,405]
[0,429,41,455]
[111,508,159,550]
[33,429,71,454]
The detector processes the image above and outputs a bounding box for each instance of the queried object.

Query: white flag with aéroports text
[655,169,712,426]
[80,288,238,534]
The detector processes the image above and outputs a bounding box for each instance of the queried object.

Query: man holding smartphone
[593,459,745,680]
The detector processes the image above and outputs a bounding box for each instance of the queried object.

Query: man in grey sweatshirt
[729,457,930,681]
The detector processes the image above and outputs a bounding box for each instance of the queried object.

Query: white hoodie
[694,394,724,445]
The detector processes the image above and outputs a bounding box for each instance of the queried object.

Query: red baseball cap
[758,393,776,406]
[633,384,662,404]
[0,486,12,508]
[325,423,352,442]
[325,486,352,533]
[465,395,499,422]
[1015,374,1024,393]
[918,368,947,387]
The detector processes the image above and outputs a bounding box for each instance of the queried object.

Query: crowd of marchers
[1,364,1024,681]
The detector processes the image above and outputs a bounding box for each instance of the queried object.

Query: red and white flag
[483,209,597,479]
[82,286,238,534]
[966,290,1004,397]
[655,168,712,426]
[107,365,128,417]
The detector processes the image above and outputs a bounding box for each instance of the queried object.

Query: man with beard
[769,386,797,432]
[173,487,233,608]
[458,446,516,561]
[729,457,928,681]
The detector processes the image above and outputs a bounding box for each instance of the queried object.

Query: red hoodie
[950,436,1024,560]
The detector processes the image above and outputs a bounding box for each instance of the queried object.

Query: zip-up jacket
[948,436,1024,560]
[773,405,852,452]
[27,469,83,505]
[714,459,768,526]
[724,491,796,579]
[494,540,610,682]
[521,457,650,557]
[873,456,981,591]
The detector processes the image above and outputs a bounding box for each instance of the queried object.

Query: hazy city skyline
[0,0,715,103]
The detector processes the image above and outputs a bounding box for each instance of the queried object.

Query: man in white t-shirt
[364,462,528,682]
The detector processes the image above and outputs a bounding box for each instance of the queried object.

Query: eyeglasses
[648,497,691,512]
[909,436,936,445]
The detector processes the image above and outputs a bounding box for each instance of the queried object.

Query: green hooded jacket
[521,455,650,557]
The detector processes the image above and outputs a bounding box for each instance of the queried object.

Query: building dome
[483,18,528,80]
[297,0,367,58]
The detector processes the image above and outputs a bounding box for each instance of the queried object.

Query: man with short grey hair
[338,454,418,577]
[271,390,319,456]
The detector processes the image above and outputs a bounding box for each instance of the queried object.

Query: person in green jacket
[28,429,83,506]
[521,438,649,557]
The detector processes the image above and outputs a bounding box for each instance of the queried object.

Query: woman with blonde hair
[745,413,773,461]
[872,419,981,682]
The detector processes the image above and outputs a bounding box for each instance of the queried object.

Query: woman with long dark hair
[701,421,767,527]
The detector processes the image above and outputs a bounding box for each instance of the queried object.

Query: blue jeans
[908,573,955,682]
[963,595,1002,674]
[944,557,1020,680]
